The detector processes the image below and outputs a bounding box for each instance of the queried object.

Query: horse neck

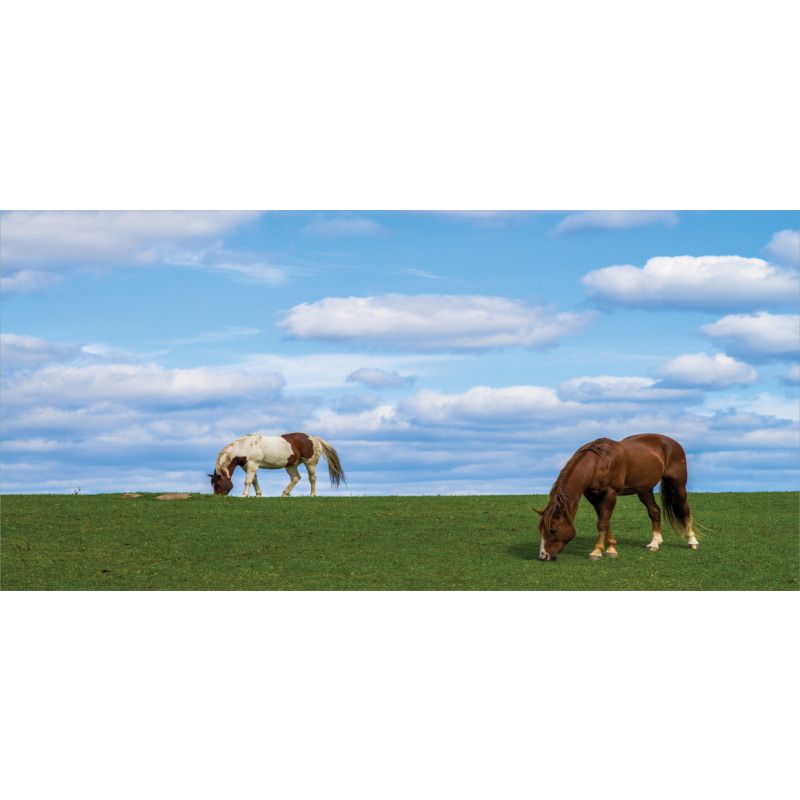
[549,454,595,521]
[216,449,237,477]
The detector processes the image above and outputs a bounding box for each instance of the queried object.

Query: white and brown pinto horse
[536,433,698,561]
[209,433,346,497]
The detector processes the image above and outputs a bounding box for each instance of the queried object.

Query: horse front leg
[282,464,301,497]
[589,528,605,561]
[588,491,618,560]
[242,464,259,497]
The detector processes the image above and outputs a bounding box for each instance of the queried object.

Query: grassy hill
[2,492,797,590]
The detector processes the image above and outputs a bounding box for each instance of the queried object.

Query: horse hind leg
[638,491,663,551]
[305,461,317,497]
[678,486,699,549]
[662,476,698,549]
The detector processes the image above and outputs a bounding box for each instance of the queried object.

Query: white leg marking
[646,532,663,551]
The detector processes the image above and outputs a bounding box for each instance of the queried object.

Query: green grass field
[1,492,797,590]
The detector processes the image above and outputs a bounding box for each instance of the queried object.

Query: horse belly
[250,436,295,469]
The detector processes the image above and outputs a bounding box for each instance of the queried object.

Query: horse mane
[216,442,249,479]
[542,439,618,531]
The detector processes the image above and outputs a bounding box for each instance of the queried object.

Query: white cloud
[398,267,447,280]
[301,216,385,236]
[700,312,799,360]
[3,363,285,408]
[166,327,261,346]
[783,364,800,384]
[197,261,289,285]
[400,385,576,426]
[1,211,272,292]
[714,392,799,423]
[0,269,63,294]
[554,211,678,235]
[2,210,261,265]
[1,334,82,368]
[280,294,595,351]
[653,353,758,389]
[427,211,533,227]
[308,405,408,436]
[764,229,799,266]
[581,255,799,310]
[693,394,800,428]
[238,352,450,391]
[557,375,697,402]
[161,243,297,286]
[346,368,416,389]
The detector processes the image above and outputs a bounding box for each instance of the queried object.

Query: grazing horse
[209,433,346,497]
[536,433,698,561]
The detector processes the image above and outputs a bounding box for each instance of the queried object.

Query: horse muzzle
[539,538,559,561]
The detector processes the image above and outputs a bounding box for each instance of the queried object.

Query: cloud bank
[3,336,796,494]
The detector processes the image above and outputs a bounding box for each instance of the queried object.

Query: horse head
[208,471,234,495]
[534,507,576,561]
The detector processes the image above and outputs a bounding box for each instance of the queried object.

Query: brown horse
[536,433,698,561]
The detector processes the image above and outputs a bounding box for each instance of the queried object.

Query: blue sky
[2,210,797,495]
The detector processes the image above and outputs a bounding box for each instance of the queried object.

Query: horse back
[225,434,293,469]
[280,432,316,461]
[620,433,687,487]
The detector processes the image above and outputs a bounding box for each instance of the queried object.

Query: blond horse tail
[316,437,346,488]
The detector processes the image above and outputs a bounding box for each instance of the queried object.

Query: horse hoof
[646,545,659,552]
[689,544,698,550]
[589,554,602,561]
[605,551,618,558]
